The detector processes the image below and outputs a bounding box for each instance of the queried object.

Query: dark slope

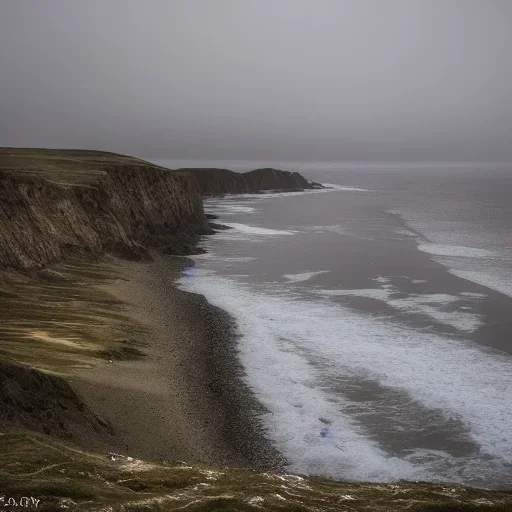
[183,167,323,195]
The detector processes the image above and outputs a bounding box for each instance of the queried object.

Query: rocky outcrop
[183,167,323,196]
[0,156,210,270]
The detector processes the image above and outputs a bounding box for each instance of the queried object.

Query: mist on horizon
[1,0,511,163]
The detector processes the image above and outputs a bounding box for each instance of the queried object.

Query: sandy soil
[70,253,283,470]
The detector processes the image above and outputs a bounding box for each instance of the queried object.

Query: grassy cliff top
[0,148,165,187]
[1,430,511,512]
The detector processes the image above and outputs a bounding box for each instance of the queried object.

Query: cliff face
[183,167,322,196]
[0,149,320,270]
[0,150,209,270]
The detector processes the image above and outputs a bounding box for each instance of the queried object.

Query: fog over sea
[155,161,512,488]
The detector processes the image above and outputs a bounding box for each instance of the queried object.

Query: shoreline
[70,252,284,470]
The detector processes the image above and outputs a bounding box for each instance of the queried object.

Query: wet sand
[70,253,283,470]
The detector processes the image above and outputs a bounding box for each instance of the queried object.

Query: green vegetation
[0,147,167,187]
[0,431,510,512]
[0,258,147,373]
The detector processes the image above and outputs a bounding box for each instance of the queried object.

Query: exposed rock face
[0,149,319,270]
[183,167,323,196]
[0,158,209,270]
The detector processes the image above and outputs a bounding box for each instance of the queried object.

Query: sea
[154,160,512,488]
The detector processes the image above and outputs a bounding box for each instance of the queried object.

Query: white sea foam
[221,256,257,262]
[418,244,494,258]
[374,276,392,284]
[321,184,370,192]
[207,221,299,242]
[283,271,330,283]
[315,287,482,333]
[222,223,297,236]
[195,252,256,263]
[191,252,216,260]
[265,183,370,194]
[460,292,487,299]
[450,270,512,299]
[317,288,391,301]
[390,295,482,332]
[395,228,419,238]
[206,204,256,215]
[306,225,375,241]
[204,183,370,202]
[179,269,512,484]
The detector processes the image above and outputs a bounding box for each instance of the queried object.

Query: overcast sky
[1,0,511,162]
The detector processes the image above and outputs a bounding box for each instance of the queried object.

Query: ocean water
[177,164,512,488]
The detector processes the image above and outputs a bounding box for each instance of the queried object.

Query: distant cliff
[0,150,321,270]
[183,167,323,196]
[0,149,210,270]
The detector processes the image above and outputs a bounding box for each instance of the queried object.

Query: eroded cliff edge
[1,150,512,509]
[0,148,321,447]
[0,149,210,270]
[0,150,321,270]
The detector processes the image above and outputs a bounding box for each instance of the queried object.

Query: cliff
[183,167,323,196]
[0,150,323,270]
[0,149,210,270]
[1,150,510,510]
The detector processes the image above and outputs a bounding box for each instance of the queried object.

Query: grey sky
[1,0,511,162]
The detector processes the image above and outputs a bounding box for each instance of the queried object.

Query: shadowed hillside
[182,167,323,195]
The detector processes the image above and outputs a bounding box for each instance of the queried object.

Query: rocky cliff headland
[0,149,320,270]
[183,166,323,196]
[0,149,209,270]
[1,149,509,511]
[0,148,321,453]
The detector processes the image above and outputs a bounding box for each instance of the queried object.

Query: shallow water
[178,165,512,488]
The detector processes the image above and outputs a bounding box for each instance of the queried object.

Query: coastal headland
[0,148,510,511]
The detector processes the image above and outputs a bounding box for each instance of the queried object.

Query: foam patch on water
[418,244,494,258]
[321,184,370,192]
[450,270,512,299]
[283,271,330,283]
[206,204,256,215]
[317,288,391,301]
[315,287,481,332]
[191,252,217,260]
[222,223,297,236]
[222,256,257,262]
[306,225,375,241]
[395,228,419,238]
[208,222,299,243]
[390,295,481,332]
[196,254,256,263]
[179,269,512,486]
[460,292,487,299]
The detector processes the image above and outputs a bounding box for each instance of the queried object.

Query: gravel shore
[71,253,283,470]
